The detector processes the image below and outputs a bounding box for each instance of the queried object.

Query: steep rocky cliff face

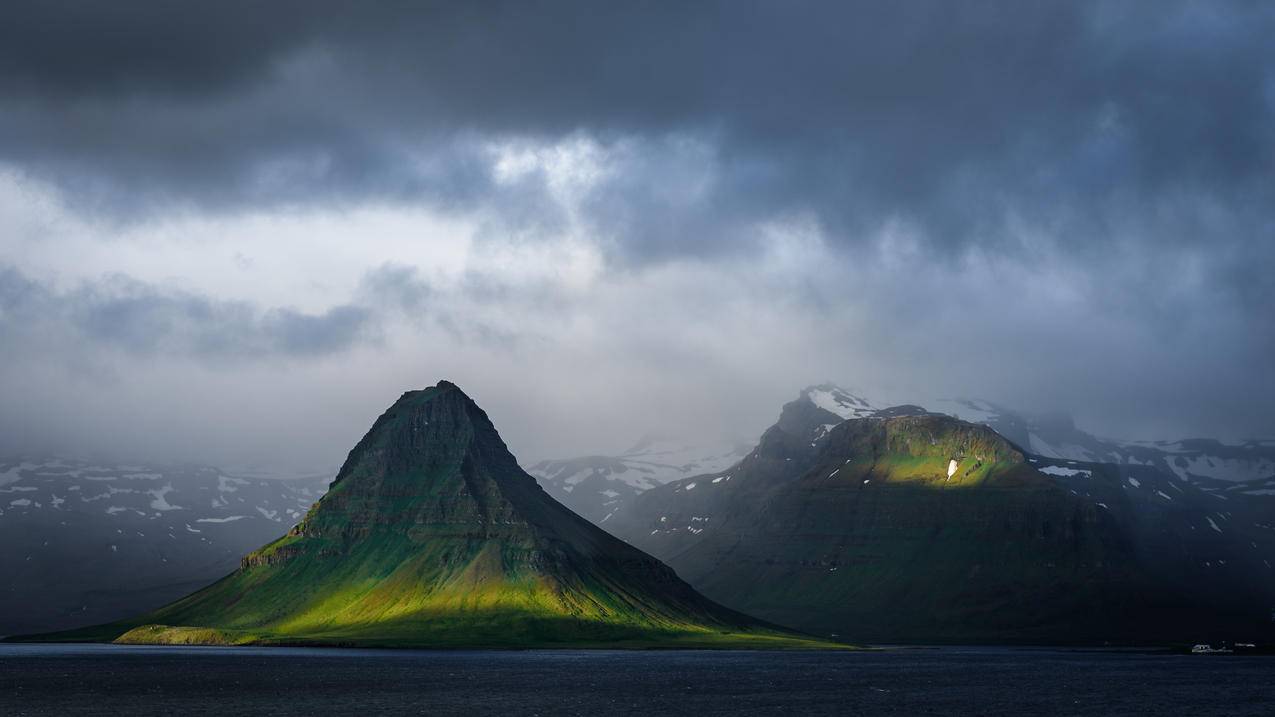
[27,382,815,649]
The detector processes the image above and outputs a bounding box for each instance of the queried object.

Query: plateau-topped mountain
[20,382,818,649]
[604,388,1275,643]
[545,384,1275,525]
[728,384,1275,487]
[0,457,328,636]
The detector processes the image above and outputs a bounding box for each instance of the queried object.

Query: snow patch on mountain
[0,462,37,488]
[811,423,839,442]
[528,435,750,522]
[218,475,249,493]
[1028,434,1097,462]
[1166,455,1275,483]
[147,484,182,511]
[932,398,1000,424]
[1039,466,1092,478]
[804,385,878,419]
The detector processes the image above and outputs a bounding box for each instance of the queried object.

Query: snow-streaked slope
[804,385,880,420]
[920,400,1275,486]
[528,437,749,523]
[0,456,331,636]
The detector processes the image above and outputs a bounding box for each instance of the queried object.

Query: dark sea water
[1,644,1273,716]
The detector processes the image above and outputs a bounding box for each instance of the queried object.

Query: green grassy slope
[16,382,829,649]
[614,414,1172,643]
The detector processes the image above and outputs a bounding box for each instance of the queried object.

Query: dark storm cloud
[0,262,532,366]
[356,264,536,350]
[0,0,1273,454]
[0,266,372,360]
[2,2,1271,265]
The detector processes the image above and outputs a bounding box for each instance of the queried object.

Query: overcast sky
[1,1,1272,472]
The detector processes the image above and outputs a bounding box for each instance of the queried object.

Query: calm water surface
[1,644,1272,716]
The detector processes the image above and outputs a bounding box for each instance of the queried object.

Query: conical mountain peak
[335,382,520,483]
[304,382,534,542]
[41,384,815,649]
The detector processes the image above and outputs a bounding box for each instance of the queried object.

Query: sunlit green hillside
[19,383,831,650]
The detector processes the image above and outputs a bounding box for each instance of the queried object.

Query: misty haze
[2,2,1274,716]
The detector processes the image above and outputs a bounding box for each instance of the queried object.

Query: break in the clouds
[0,1,1272,470]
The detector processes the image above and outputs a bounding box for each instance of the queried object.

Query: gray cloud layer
[4,3,1271,256]
[0,2,1272,466]
[0,266,372,360]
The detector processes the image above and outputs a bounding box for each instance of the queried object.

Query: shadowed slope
[609,397,1275,644]
[670,416,1142,642]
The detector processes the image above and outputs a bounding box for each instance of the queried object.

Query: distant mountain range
[18,382,820,649]
[528,437,750,524]
[0,457,328,635]
[601,386,1275,643]
[932,395,1275,484]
